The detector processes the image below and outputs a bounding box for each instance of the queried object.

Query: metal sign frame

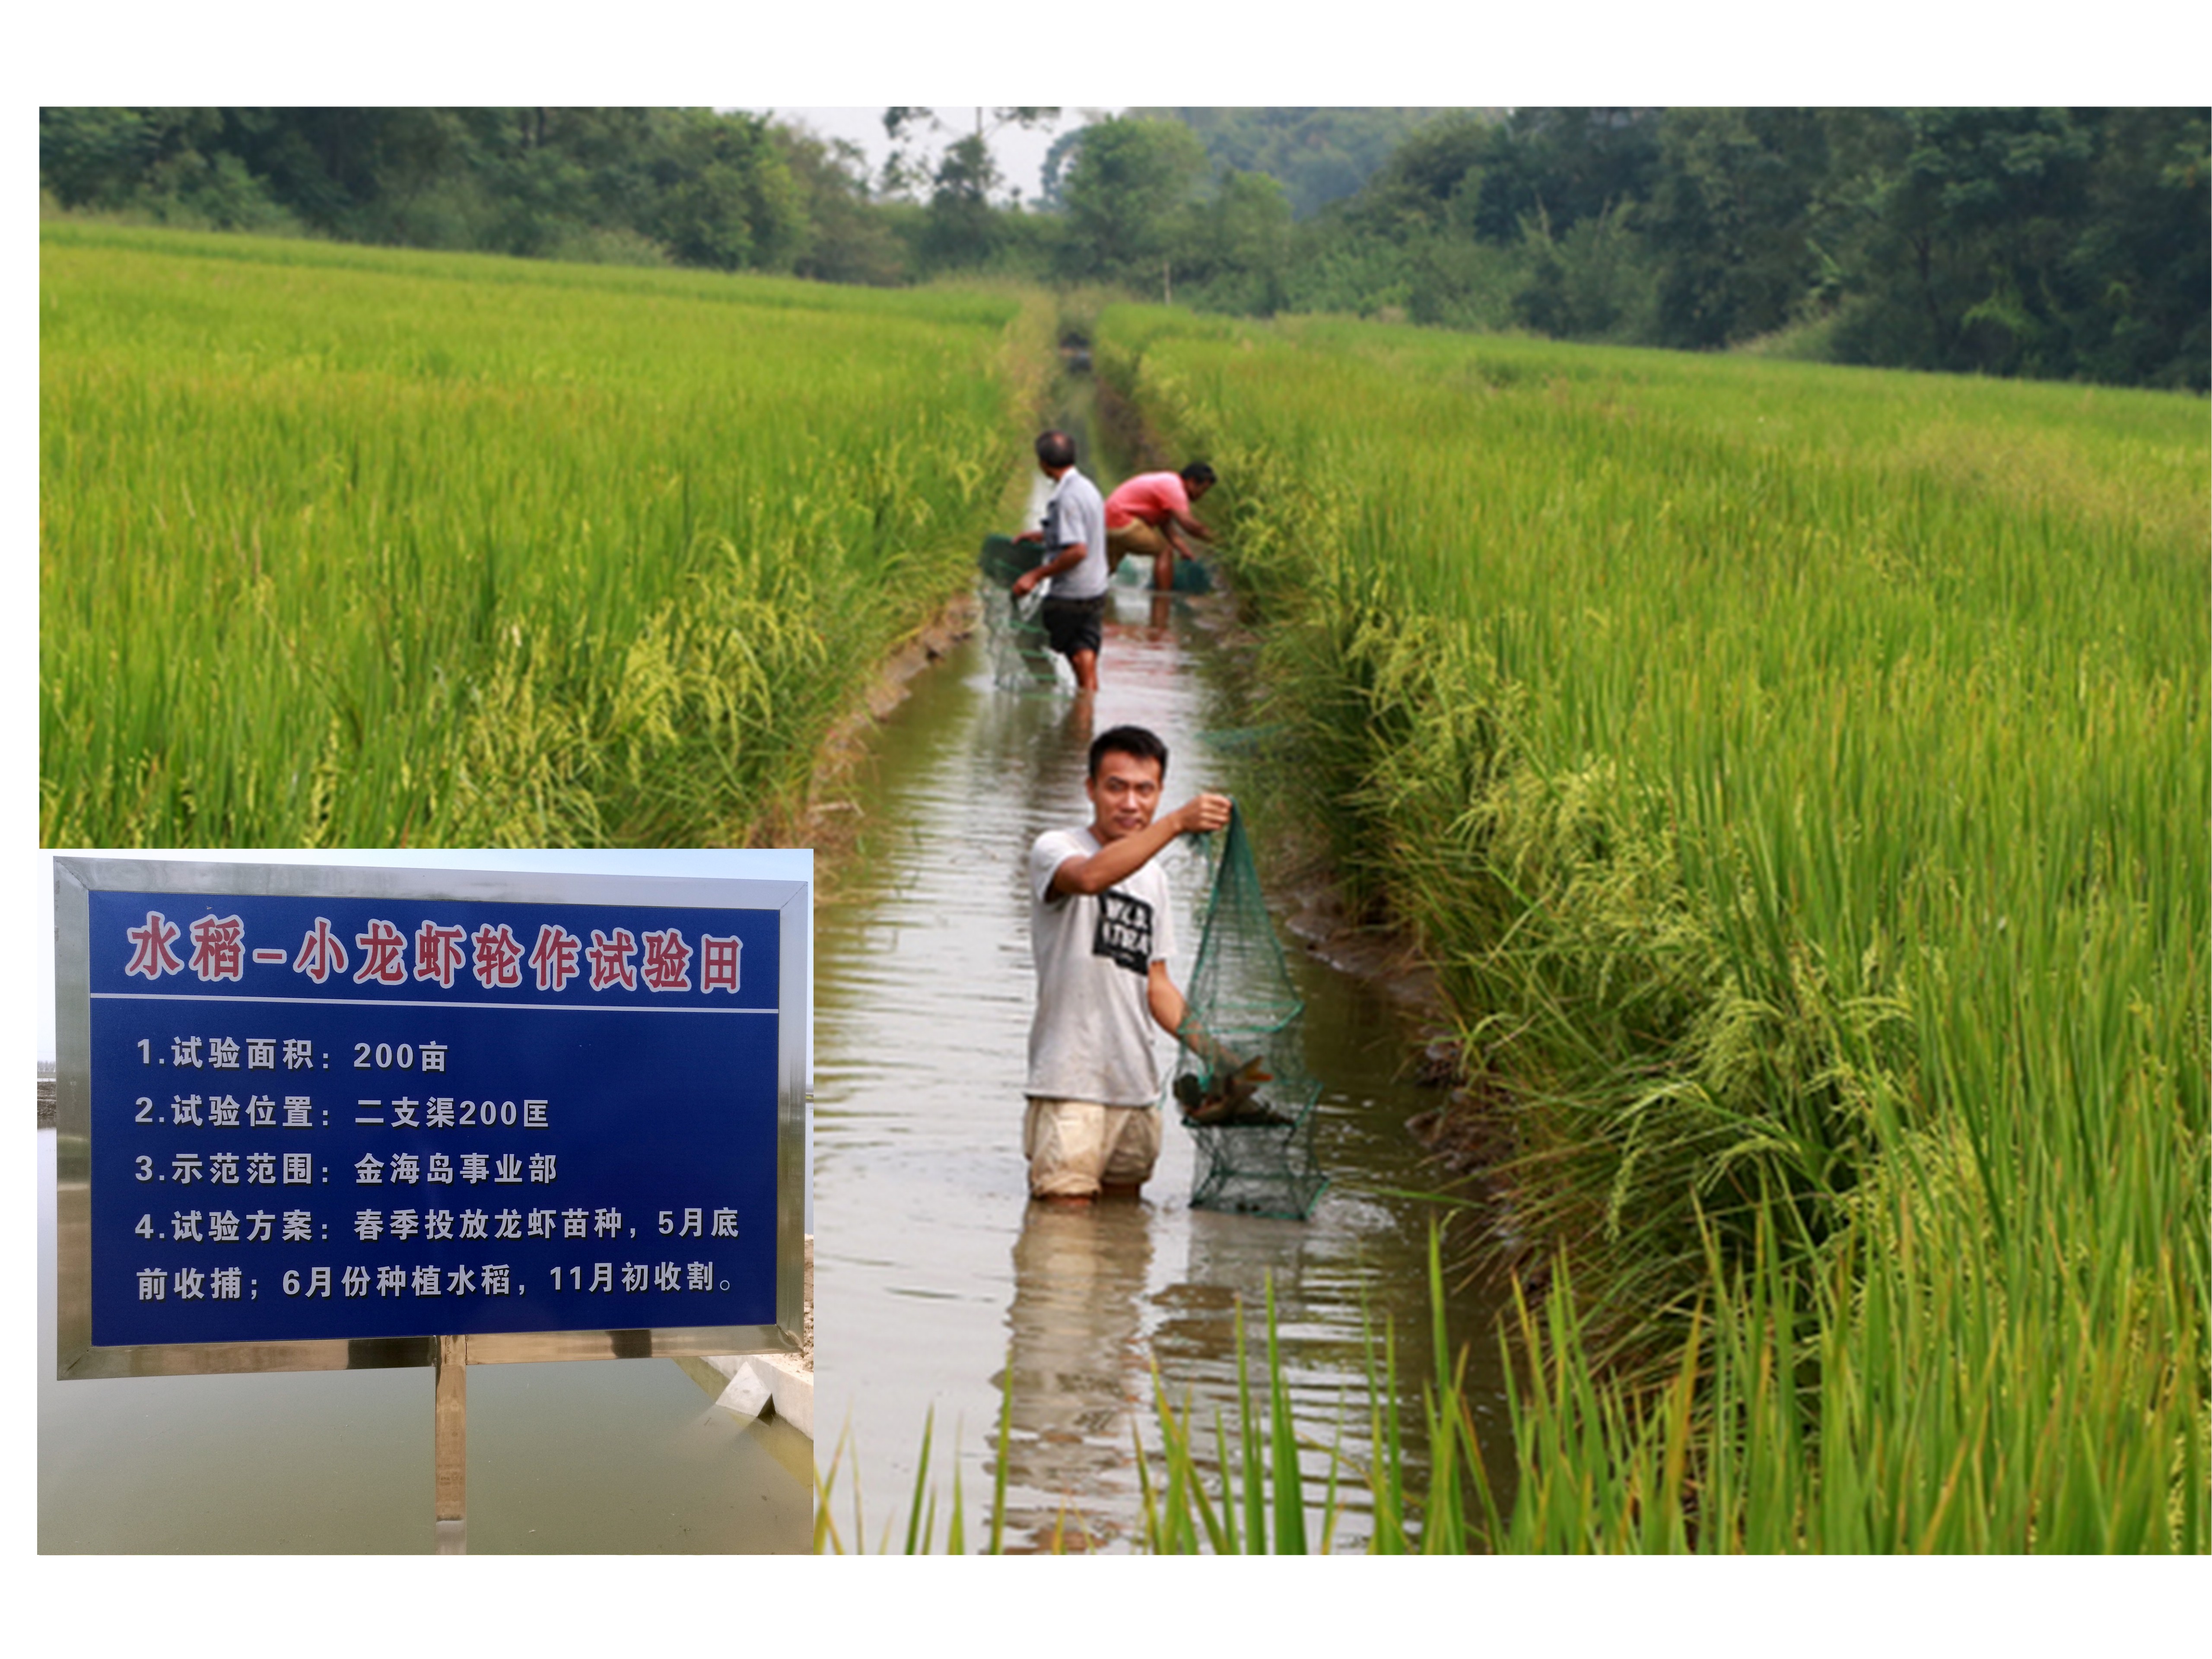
[53,856,807,1381]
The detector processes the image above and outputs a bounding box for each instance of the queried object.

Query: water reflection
[997,1200,1155,1549]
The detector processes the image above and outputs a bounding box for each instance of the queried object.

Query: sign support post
[435,1335,467,1548]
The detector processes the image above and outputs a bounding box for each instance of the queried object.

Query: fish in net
[978,534,1069,693]
[1172,804,1327,1219]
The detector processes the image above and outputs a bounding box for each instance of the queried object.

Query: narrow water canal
[814,547,1519,1551]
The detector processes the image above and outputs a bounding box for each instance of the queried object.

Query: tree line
[41,106,2208,390]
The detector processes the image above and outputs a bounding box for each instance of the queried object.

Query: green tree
[1645,108,1829,347]
[1514,200,1656,340]
[2065,107,2209,389]
[774,123,911,285]
[921,133,1004,270]
[41,107,292,229]
[1345,111,1495,237]
[1137,108,1465,218]
[639,109,807,273]
[1175,168,1295,314]
[1813,108,2096,375]
[880,106,1059,203]
[1059,116,1209,286]
[1471,108,1661,245]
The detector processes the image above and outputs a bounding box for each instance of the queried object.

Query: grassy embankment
[1095,308,2207,1551]
[41,222,1049,846]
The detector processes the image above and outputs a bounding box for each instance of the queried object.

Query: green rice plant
[1096,303,2207,1549]
[822,1198,2204,1552]
[41,222,1043,846]
[817,1228,1510,1554]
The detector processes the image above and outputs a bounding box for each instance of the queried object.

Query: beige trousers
[1023,1097,1163,1198]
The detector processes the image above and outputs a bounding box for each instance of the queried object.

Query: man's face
[1086,750,1164,842]
[1189,479,1212,503]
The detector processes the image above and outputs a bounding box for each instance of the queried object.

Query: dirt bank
[761,589,981,896]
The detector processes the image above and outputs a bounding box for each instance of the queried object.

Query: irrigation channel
[815,427,1519,1551]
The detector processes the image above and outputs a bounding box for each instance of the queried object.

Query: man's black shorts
[1040,594,1106,659]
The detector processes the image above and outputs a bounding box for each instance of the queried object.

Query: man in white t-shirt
[1024,725,1232,1203]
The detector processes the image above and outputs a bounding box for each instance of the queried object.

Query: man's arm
[1147,960,1187,1039]
[1049,793,1231,897]
[1012,540,1085,599]
[1170,507,1214,544]
[1148,963,1243,1066]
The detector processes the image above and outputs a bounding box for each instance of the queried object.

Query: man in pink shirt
[1104,462,1217,592]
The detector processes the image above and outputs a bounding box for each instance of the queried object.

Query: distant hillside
[1133,108,1498,217]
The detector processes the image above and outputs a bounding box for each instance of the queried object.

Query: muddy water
[814,580,1518,1552]
[36,1128,810,1552]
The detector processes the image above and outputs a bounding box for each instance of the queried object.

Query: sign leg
[434,1334,466,1543]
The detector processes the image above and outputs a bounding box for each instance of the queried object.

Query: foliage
[1165,170,1297,316]
[1820,107,2212,388]
[1645,108,1832,348]
[1202,106,2209,388]
[39,223,1038,846]
[1135,108,1468,219]
[39,108,815,276]
[1096,304,2208,1549]
[877,106,1060,205]
[1057,117,1210,288]
[41,107,2206,387]
[770,123,911,286]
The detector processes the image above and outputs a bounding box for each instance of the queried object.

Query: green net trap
[1111,552,1215,594]
[1173,805,1327,1219]
[978,534,1066,693]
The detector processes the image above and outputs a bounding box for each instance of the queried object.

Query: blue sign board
[79,882,783,1348]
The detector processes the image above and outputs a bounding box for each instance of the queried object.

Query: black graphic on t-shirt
[1093,890,1154,975]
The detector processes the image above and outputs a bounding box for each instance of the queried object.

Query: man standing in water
[1010,430,1109,693]
[1106,461,1218,592]
[1024,725,1232,1204]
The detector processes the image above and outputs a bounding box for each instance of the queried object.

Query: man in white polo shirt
[1024,724,1231,1203]
[1010,429,1110,692]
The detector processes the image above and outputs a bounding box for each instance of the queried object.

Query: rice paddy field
[40,222,1043,846]
[41,215,2208,1551]
[1097,306,2209,1551]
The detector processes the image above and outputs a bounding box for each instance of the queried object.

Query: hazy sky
[750,105,1120,201]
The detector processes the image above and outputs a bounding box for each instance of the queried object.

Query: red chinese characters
[699,933,742,995]
[639,928,692,993]
[188,914,246,983]
[122,903,742,998]
[528,924,582,992]
[414,922,468,990]
[292,917,350,985]
[353,919,409,986]
[125,911,186,981]
[471,923,525,990]
[587,928,638,992]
